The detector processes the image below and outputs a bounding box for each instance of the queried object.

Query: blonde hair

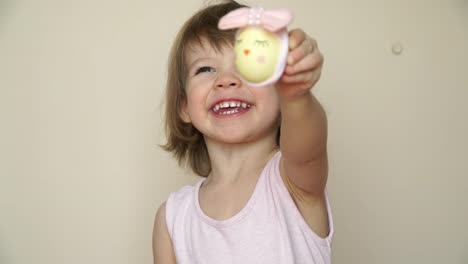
[162,1,280,177]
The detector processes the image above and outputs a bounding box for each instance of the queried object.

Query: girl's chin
[210,136,250,145]
[206,131,274,146]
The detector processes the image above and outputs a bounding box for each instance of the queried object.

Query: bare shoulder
[279,157,331,238]
[152,202,177,264]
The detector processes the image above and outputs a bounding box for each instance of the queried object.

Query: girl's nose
[215,72,241,89]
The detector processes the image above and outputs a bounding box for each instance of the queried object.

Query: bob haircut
[162,0,280,177]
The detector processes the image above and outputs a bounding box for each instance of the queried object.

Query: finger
[288,29,306,50]
[287,37,318,65]
[280,70,322,87]
[285,51,324,75]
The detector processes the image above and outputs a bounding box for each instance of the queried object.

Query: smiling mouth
[212,100,252,115]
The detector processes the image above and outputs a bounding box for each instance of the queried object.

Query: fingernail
[289,40,296,49]
[287,56,294,65]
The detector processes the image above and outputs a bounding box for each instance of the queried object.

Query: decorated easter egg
[234,28,281,83]
[218,7,293,87]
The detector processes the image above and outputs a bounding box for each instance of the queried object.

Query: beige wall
[1,0,467,263]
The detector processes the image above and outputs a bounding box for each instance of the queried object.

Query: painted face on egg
[234,28,281,83]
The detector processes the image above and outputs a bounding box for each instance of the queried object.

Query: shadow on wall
[459,0,468,21]
[0,240,11,264]
[0,0,11,12]
[0,0,14,32]
[462,252,468,264]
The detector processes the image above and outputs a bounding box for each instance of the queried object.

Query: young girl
[153,1,333,263]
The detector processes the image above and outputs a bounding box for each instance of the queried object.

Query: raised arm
[277,29,328,196]
[279,91,328,196]
[276,29,329,238]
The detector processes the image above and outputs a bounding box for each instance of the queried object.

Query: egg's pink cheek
[256,55,266,64]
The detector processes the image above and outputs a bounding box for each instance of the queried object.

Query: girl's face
[181,38,280,145]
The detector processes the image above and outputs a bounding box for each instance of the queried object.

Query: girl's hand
[276,29,324,100]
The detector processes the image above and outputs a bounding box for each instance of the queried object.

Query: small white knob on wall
[392,42,404,55]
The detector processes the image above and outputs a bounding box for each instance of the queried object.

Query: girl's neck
[204,135,278,186]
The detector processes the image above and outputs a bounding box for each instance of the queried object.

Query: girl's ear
[179,99,192,123]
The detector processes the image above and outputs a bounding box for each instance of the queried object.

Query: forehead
[184,37,233,65]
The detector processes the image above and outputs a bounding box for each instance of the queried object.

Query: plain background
[1,0,467,263]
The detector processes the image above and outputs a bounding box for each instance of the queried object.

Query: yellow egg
[234,28,281,83]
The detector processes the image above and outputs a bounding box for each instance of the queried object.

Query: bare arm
[276,29,330,238]
[277,29,328,197]
[152,202,177,264]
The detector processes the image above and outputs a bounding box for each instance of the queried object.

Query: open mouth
[211,100,252,115]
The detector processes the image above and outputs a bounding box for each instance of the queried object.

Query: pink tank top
[165,151,334,263]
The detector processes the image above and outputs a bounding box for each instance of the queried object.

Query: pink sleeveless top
[165,151,334,263]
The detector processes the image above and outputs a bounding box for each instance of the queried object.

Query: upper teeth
[213,100,251,112]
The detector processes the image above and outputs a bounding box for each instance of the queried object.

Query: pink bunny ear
[218,7,251,30]
[260,9,293,32]
[218,7,293,32]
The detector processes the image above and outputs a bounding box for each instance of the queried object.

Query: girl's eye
[236,39,243,44]
[254,40,269,47]
[195,66,216,75]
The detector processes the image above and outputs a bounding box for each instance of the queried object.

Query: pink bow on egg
[218,7,293,32]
